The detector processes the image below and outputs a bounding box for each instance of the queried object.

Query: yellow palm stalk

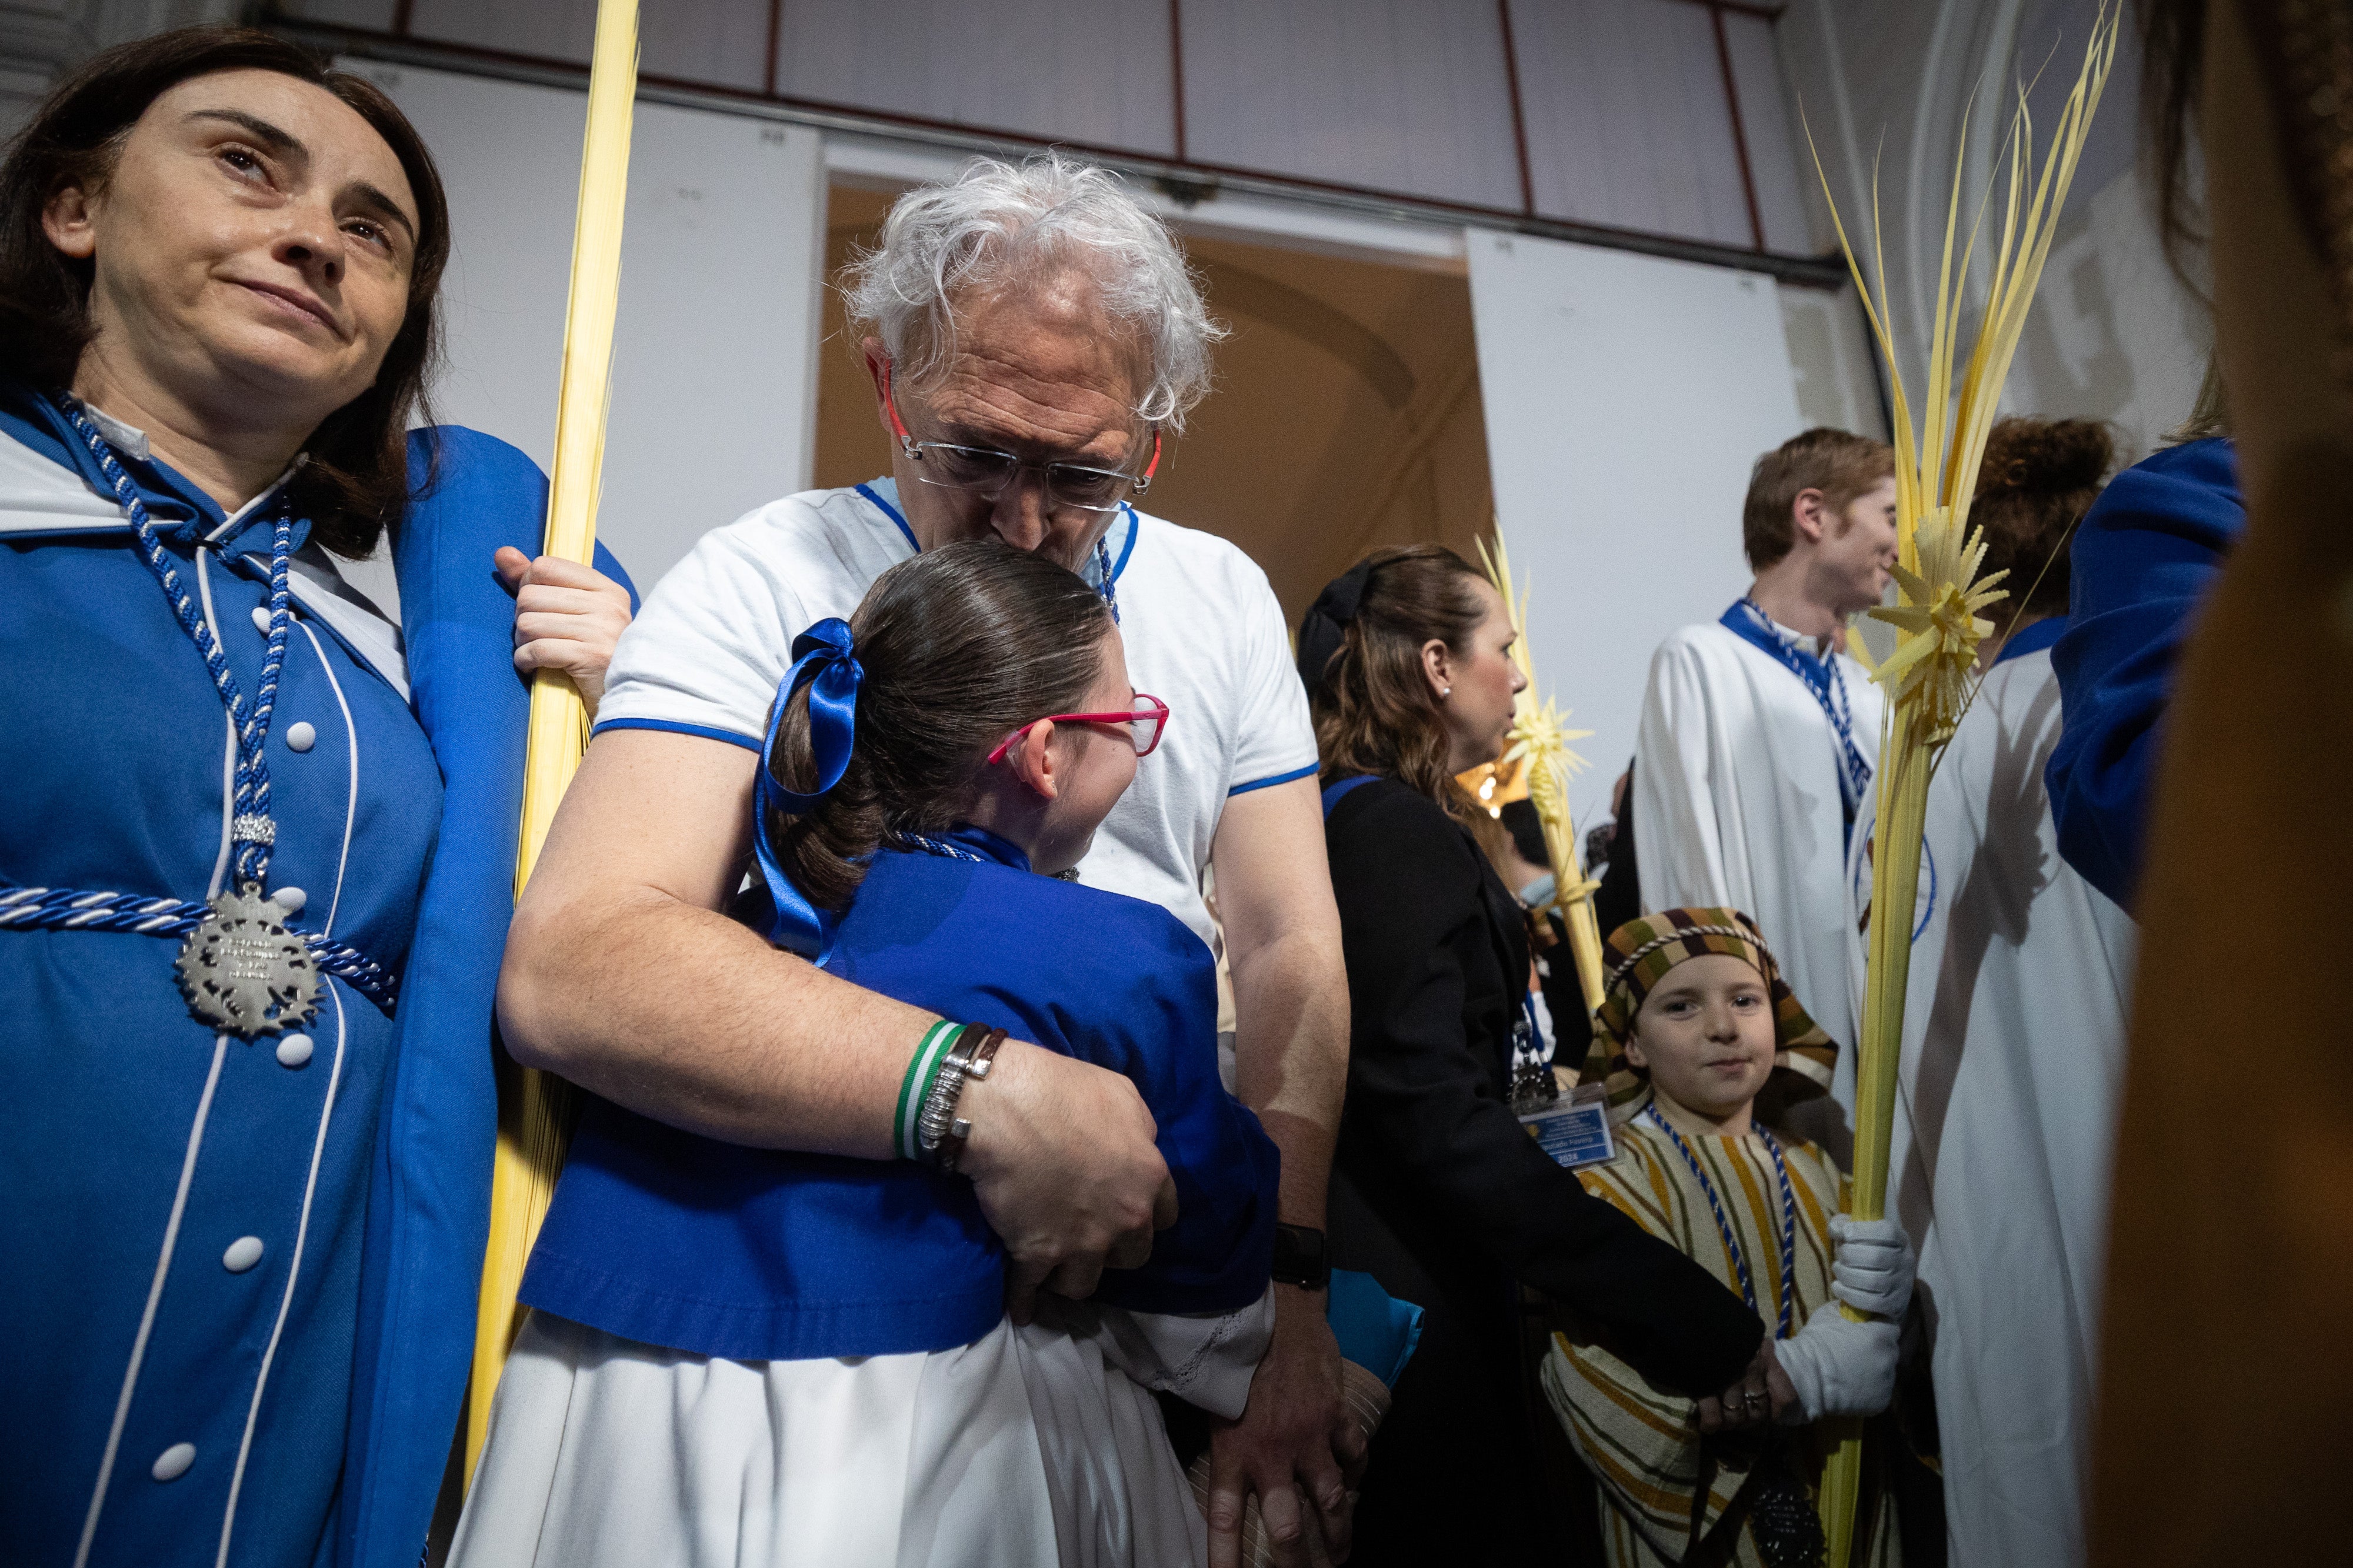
[1477,536,1605,1027]
[1806,9,2118,1562]
[467,0,640,1482]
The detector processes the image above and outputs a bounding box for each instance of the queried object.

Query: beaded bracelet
[895,1020,963,1162]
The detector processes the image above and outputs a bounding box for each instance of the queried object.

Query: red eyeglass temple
[985,697,1168,766]
[884,359,1159,486]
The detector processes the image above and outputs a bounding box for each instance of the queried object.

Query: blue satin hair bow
[755,618,864,960]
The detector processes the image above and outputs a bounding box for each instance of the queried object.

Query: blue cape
[336,427,634,1568]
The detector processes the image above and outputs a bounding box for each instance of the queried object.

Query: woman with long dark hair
[0,29,633,1568]
[1299,545,1792,1564]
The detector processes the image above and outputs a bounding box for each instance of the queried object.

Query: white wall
[1467,228,1804,820]
[1778,0,2208,463]
[337,59,826,593]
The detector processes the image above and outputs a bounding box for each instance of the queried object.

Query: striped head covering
[1579,907,1837,1126]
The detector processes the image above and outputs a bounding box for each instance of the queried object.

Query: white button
[222,1236,265,1273]
[275,1033,314,1068]
[272,886,306,915]
[284,722,316,752]
[250,606,271,635]
[151,1443,196,1482]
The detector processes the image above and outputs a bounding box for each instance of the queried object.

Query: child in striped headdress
[1541,908,1916,1568]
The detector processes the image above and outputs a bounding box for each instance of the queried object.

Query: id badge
[1519,1086,1615,1170]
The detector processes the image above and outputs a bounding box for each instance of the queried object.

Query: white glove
[1775,1301,1898,1422]
[1828,1213,1916,1320]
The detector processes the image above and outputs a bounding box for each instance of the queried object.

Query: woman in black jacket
[1298,547,1789,1564]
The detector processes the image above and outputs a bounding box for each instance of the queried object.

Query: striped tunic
[1539,1113,1901,1566]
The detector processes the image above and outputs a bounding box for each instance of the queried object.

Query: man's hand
[1695,1334,1799,1433]
[960,1040,1176,1325]
[1205,1285,1360,1568]
[495,545,635,714]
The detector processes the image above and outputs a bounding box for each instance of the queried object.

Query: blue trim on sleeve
[1230,762,1319,798]
[855,481,919,552]
[591,716,764,752]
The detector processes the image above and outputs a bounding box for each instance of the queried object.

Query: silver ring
[1743,1391,1768,1407]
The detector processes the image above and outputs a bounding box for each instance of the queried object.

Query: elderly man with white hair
[495,155,1355,1565]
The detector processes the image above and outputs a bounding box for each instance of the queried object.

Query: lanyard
[1719,596,1873,839]
[59,396,295,890]
[56,395,331,1037]
[1508,990,1556,1110]
[1647,1102,1800,1339]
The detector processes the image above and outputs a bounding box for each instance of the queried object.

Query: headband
[1579,906,1838,1127]
[1295,557,1378,693]
[754,618,864,960]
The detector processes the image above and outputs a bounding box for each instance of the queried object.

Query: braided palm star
[1867,504,2011,745]
[1502,695,1594,812]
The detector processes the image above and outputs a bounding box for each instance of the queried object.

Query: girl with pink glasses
[454,540,1281,1567]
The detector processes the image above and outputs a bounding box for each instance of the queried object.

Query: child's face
[1027,626,1142,875]
[1625,954,1778,1125]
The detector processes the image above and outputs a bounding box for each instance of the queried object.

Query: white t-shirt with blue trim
[594,478,1317,946]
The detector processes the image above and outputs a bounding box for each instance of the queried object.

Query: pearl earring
[1441,686,1452,699]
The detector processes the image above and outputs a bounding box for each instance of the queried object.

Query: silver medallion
[175,883,320,1037]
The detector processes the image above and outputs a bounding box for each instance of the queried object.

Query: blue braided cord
[1095,533,1119,625]
[0,885,399,1013]
[240,515,296,884]
[55,395,294,886]
[894,832,989,864]
[1647,1102,1800,1339]
[1727,597,1874,822]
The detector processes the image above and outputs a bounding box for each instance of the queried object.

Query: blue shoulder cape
[336,427,634,1568]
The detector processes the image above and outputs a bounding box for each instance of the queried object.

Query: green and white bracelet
[895,1020,963,1162]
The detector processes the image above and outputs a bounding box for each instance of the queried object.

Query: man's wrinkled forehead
[905,273,1147,449]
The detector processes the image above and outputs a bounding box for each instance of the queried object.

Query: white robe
[1843,646,2134,1568]
[1634,618,1884,1139]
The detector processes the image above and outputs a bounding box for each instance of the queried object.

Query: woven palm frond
[1804,9,2120,1562]
[1478,534,1604,1030]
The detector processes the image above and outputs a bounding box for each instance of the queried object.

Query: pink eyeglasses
[987,693,1171,765]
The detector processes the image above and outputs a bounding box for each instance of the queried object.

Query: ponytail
[756,540,1113,952]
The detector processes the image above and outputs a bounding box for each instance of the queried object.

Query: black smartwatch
[1270,1223,1331,1290]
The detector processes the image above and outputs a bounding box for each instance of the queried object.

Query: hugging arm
[1201,776,1359,1568]
[497,726,1174,1300]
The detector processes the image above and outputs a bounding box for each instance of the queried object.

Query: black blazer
[1324,777,1762,1397]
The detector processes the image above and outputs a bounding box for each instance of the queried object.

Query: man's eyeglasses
[986,693,1171,765]
[884,361,1159,516]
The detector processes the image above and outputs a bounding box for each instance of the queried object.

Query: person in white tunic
[496,154,1359,1563]
[1634,428,1897,1146]
[1844,418,2132,1568]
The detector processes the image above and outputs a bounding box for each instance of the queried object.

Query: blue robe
[0,381,631,1568]
[2046,438,2244,908]
[522,828,1281,1362]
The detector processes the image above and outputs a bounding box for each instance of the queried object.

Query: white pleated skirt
[451,1295,1271,1568]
